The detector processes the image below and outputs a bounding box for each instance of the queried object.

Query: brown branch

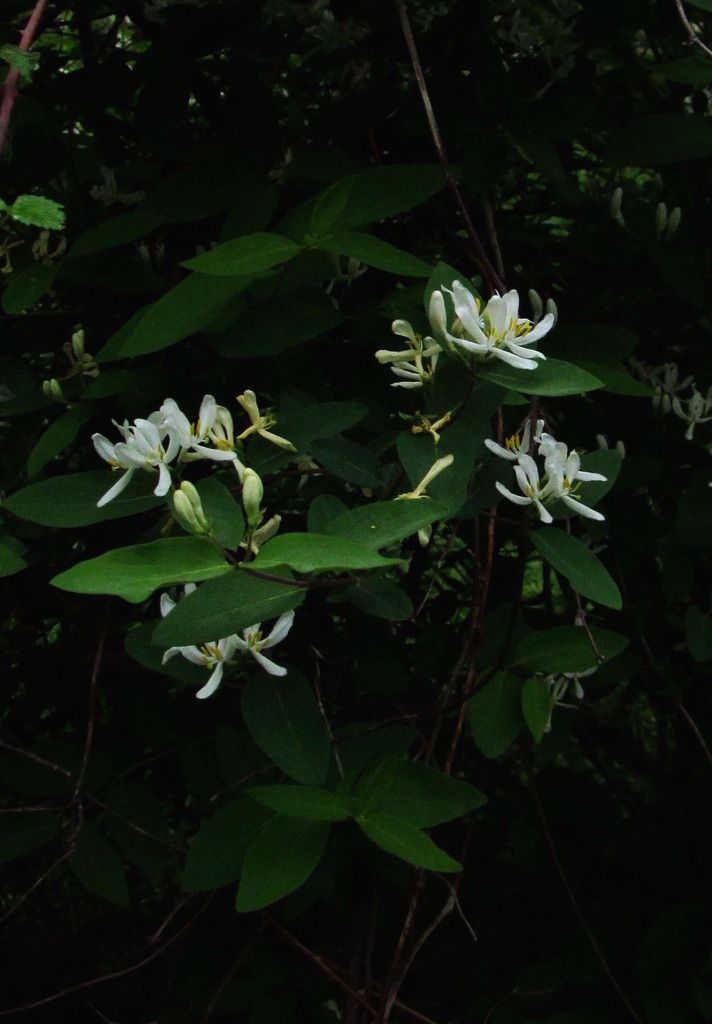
[0,0,51,157]
[673,0,712,59]
[394,0,506,295]
[240,566,359,590]
[675,700,712,770]
[0,844,75,928]
[0,896,213,1016]
[529,774,645,1024]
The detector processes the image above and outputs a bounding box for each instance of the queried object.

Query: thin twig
[73,600,111,804]
[394,0,505,294]
[0,0,51,156]
[0,844,75,928]
[673,0,712,59]
[676,700,712,769]
[0,896,213,1016]
[529,774,644,1024]
[201,927,265,1023]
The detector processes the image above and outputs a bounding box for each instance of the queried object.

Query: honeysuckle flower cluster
[635,361,712,442]
[375,319,440,389]
[672,386,712,441]
[428,281,554,370]
[92,392,292,508]
[486,419,607,523]
[160,585,295,699]
[542,667,596,733]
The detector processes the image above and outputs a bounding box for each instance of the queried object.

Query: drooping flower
[375,319,440,390]
[431,280,554,370]
[396,454,454,500]
[232,611,295,677]
[672,386,712,441]
[160,586,240,700]
[495,454,554,524]
[543,446,607,521]
[92,415,182,507]
[159,395,239,463]
[484,419,533,461]
[236,390,296,451]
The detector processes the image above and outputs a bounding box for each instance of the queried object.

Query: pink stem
[0,0,50,158]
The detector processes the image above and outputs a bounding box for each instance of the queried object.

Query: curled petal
[196,662,225,700]
[251,649,288,676]
[495,481,532,507]
[96,468,135,507]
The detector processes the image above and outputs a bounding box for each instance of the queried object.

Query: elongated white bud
[528,289,543,324]
[428,290,448,338]
[42,377,65,402]
[242,468,264,527]
[665,206,681,239]
[250,514,282,553]
[655,202,667,239]
[173,481,210,534]
[610,187,623,223]
[71,328,85,360]
[545,298,558,325]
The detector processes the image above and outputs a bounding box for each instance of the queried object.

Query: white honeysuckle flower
[544,448,607,521]
[397,453,454,500]
[651,362,695,415]
[543,666,596,732]
[672,387,712,441]
[434,280,554,370]
[159,585,239,700]
[232,611,295,677]
[160,395,238,463]
[92,415,181,507]
[236,390,296,451]
[428,290,448,338]
[495,454,553,524]
[485,420,532,461]
[375,319,439,390]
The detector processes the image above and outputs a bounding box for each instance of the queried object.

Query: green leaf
[69,823,129,906]
[9,195,65,230]
[574,361,653,397]
[241,669,331,785]
[654,56,712,87]
[310,437,382,489]
[0,43,40,79]
[182,799,270,892]
[69,205,165,258]
[510,626,628,673]
[2,262,59,314]
[307,494,349,533]
[195,476,245,550]
[468,672,524,758]
[51,537,231,603]
[247,785,350,820]
[315,231,432,277]
[0,813,60,864]
[326,499,448,549]
[98,273,251,359]
[309,164,443,237]
[355,756,487,827]
[181,232,300,276]
[275,400,369,452]
[251,533,403,573]
[479,358,602,396]
[220,180,280,240]
[27,404,91,478]
[152,570,306,647]
[358,817,461,873]
[685,606,712,663]
[530,530,622,610]
[3,471,162,527]
[521,677,552,744]
[545,324,639,364]
[342,578,414,620]
[0,536,27,578]
[609,113,712,165]
[236,817,330,912]
[211,288,342,357]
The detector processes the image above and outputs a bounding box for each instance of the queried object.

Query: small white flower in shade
[544,448,607,521]
[396,453,454,500]
[484,419,532,461]
[375,319,439,390]
[159,586,239,700]
[672,387,712,441]
[437,280,554,370]
[92,415,181,507]
[236,390,296,451]
[543,667,596,732]
[233,611,295,677]
[495,454,554,524]
[160,395,238,463]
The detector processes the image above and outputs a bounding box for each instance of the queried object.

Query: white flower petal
[495,481,532,506]
[96,468,135,507]
[261,610,295,649]
[196,662,224,700]
[251,649,288,676]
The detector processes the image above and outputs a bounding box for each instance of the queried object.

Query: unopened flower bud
[428,290,448,338]
[250,513,282,553]
[655,202,667,239]
[665,206,681,239]
[528,288,543,324]
[242,468,264,527]
[545,298,558,325]
[173,481,210,535]
[418,524,432,547]
[42,378,65,403]
[71,328,85,361]
[610,187,624,224]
